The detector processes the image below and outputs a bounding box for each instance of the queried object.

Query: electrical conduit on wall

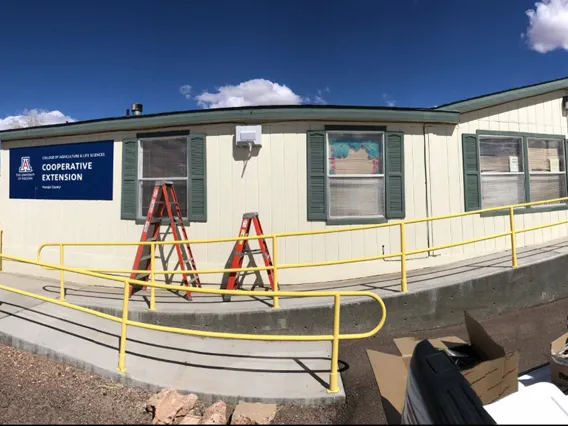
[423,123,435,257]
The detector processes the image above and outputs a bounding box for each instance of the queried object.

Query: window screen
[528,138,567,204]
[479,136,525,208]
[138,136,188,217]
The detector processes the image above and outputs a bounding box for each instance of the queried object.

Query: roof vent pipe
[132,103,143,115]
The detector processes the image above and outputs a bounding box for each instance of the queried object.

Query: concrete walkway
[1,238,568,404]
[0,288,344,405]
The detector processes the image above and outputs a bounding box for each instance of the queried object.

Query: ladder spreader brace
[223,212,274,302]
[129,180,201,299]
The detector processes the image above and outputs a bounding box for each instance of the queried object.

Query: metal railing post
[400,222,407,293]
[149,243,156,311]
[272,236,280,309]
[59,244,65,301]
[509,207,518,268]
[117,280,130,373]
[328,294,341,394]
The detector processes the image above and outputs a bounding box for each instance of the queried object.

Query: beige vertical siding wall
[427,89,568,261]
[0,121,430,287]
[3,92,565,289]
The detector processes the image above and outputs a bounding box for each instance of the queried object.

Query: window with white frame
[479,135,525,208]
[327,131,385,219]
[527,138,567,203]
[138,136,189,218]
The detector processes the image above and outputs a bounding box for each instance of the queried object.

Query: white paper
[509,156,519,172]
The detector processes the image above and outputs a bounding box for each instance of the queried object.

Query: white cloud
[525,0,568,53]
[314,87,330,105]
[179,85,192,99]
[191,78,306,109]
[382,93,396,107]
[0,109,75,131]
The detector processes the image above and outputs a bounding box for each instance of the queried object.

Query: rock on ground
[145,389,345,426]
[200,401,227,425]
[146,389,199,425]
[179,414,202,425]
[230,402,277,425]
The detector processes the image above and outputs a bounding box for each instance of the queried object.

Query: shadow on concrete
[41,284,276,307]
[40,240,568,308]
[0,300,348,381]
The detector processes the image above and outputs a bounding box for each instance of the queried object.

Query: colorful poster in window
[9,140,114,200]
[329,135,383,175]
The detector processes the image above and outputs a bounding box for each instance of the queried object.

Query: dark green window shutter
[307,131,327,221]
[462,133,481,212]
[189,134,207,222]
[121,138,138,220]
[385,132,405,219]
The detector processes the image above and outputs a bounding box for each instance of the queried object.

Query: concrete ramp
[0,291,344,405]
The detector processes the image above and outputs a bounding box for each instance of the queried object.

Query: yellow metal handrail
[36,196,568,304]
[0,252,386,394]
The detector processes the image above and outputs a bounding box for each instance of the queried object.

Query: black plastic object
[444,344,480,370]
[402,339,497,425]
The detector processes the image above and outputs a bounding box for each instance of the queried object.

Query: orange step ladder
[224,212,274,302]
[129,180,201,299]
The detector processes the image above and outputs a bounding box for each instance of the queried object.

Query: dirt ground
[1,297,566,424]
[0,344,151,424]
[0,342,344,425]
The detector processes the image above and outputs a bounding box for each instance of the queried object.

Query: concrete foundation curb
[80,250,568,335]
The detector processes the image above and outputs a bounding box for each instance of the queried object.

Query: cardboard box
[550,332,568,388]
[367,311,519,424]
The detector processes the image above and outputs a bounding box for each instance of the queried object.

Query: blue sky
[1,0,568,127]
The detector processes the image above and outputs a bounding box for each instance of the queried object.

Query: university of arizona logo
[18,156,33,173]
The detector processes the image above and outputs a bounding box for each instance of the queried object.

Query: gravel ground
[0,343,152,424]
[1,297,566,424]
[272,401,347,424]
[0,341,345,425]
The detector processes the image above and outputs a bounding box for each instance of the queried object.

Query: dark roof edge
[0,105,459,141]
[434,76,568,113]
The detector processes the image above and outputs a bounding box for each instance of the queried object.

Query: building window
[327,131,385,219]
[527,138,566,203]
[479,135,525,208]
[465,131,567,211]
[138,136,189,218]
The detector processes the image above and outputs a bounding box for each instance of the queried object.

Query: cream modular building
[1,77,568,287]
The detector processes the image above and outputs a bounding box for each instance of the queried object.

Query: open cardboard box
[367,311,519,424]
[551,332,568,388]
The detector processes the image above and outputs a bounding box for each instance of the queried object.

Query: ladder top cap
[243,212,259,218]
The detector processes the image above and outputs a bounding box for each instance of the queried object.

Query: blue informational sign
[9,140,114,200]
